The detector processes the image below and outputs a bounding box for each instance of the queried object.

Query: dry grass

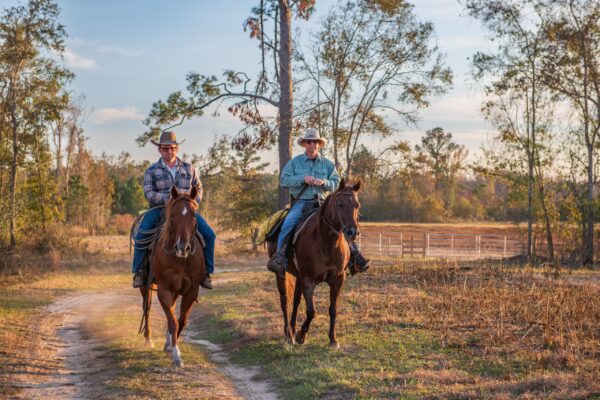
[197,262,600,399]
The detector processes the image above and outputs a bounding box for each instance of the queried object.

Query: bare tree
[295,0,452,178]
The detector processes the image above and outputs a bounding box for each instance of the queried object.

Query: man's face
[159,145,178,163]
[303,140,321,158]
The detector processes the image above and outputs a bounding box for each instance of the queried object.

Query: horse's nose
[185,243,191,254]
[346,227,357,241]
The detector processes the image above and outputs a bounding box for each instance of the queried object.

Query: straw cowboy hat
[151,131,185,146]
[297,127,327,146]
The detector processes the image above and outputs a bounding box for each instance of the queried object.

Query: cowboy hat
[297,127,327,146]
[151,131,185,146]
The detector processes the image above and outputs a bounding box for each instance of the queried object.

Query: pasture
[1,234,599,399]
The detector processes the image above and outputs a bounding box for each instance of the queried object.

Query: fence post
[379,233,382,256]
[476,235,481,257]
[423,233,428,257]
[451,234,454,257]
[358,234,361,251]
[503,235,507,258]
[400,233,403,259]
[410,235,414,259]
[388,237,391,256]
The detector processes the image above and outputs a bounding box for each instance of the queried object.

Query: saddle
[264,200,320,253]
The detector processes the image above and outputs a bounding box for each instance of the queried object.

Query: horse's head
[324,178,362,242]
[162,186,199,258]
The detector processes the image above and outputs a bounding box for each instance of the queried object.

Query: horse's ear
[338,178,345,191]
[189,185,198,201]
[170,186,179,200]
[352,179,362,192]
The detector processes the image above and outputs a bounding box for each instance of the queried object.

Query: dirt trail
[3,273,278,400]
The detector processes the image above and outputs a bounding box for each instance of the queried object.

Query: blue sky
[2,0,495,169]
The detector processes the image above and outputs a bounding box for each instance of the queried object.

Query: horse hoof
[285,335,296,345]
[294,332,305,345]
[329,341,340,349]
[172,360,183,369]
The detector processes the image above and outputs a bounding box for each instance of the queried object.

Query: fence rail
[357,233,525,260]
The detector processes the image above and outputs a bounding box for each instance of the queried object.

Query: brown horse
[139,186,206,368]
[268,178,362,348]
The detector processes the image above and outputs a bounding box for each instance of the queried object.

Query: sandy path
[3,273,278,400]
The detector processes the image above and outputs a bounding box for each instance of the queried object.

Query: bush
[106,214,135,235]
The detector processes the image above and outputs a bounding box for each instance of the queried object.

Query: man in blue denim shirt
[267,128,370,275]
[132,131,215,289]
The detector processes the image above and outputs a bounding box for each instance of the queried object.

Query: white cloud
[96,45,144,57]
[63,49,97,69]
[91,107,144,124]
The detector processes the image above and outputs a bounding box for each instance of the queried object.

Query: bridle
[164,196,198,255]
[321,191,357,239]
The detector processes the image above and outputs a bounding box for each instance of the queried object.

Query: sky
[1,0,496,170]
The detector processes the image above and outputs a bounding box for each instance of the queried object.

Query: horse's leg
[139,286,154,348]
[295,280,316,345]
[177,286,199,340]
[276,274,293,343]
[157,288,182,368]
[328,277,345,348]
[290,276,302,336]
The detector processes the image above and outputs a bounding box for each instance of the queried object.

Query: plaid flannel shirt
[143,158,203,207]
[280,153,340,200]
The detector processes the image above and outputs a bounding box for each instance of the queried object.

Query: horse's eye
[337,203,343,208]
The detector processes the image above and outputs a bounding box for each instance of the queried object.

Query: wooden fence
[357,233,525,260]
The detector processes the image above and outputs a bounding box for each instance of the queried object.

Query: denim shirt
[280,153,340,200]
[143,158,202,207]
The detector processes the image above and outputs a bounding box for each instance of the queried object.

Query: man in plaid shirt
[132,131,215,289]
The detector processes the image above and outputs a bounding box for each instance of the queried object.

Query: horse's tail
[285,273,296,305]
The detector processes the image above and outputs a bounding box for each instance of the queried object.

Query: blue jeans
[132,207,216,275]
[276,199,314,255]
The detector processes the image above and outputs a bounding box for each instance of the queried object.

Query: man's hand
[304,176,324,186]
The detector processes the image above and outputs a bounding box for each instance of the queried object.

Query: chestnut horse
[139,186,206,368]
[268,179,362,347]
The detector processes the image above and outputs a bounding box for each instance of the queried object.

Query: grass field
[197,262,600,399]
[2,235,600,399]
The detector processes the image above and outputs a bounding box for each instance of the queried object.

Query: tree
[541,0,600,264]
[466,0,556,261]
[141,0,315,209]
[415,127,467,217]
[295,0,452,178]
[0,0,73,247]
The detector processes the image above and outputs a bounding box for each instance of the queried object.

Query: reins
[321,191,355,238]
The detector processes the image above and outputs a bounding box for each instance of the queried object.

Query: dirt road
[2,275,278,400]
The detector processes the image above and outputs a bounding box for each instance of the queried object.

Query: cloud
[63,49,97,69]
[96,45,144,57]
[91,107,144,124]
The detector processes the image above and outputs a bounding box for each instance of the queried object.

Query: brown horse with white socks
[139,186,206,368]
[268,178,362,347]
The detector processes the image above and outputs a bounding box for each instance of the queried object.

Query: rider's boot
[132,270,145,288]
[267,251,287,278]
[200,274,213,289]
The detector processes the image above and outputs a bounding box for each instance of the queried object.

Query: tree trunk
[584,143,594,264]
[8,102,18,248]
[277,0,292,209]
[527,151,533,262]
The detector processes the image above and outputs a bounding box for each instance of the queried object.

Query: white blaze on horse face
[182,205,188,216]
